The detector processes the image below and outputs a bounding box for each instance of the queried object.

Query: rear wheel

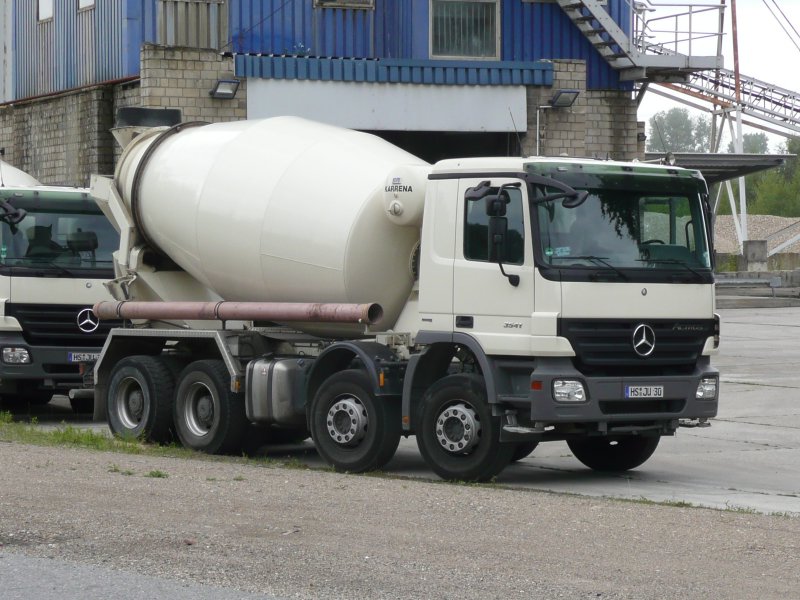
[567,435,660,472]
[107,355,174,443]
[310,370,400,473]
[415,374,513,482]
[173,359,247,455]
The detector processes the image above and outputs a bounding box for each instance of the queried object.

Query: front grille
[559,318,714,376]
[4,303,121,348]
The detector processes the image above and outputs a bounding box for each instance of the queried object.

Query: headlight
[696,377,717,399]
[553,379,586,403]
[2,347,31,364]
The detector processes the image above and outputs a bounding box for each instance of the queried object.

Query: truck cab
[0,186,119,410]
[408,157,718,477]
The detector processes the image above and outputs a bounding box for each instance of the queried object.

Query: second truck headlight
[2,347,31,364]
[553,380,586,403]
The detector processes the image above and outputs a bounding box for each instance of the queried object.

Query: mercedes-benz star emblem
[77,308,100,333]
[632,323,656,357]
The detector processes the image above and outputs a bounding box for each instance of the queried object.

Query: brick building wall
[0,45,244,186]
[0,49,638,185]
[522,60,640,161]
[139,44,246,122]
[0,88,115,187]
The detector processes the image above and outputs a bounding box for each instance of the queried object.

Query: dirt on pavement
[0,442,798,599]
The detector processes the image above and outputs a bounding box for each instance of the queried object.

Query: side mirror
[485,191,509,217]
[488,216,519,287]
[488,216,507,262]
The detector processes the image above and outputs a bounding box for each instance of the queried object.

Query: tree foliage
[727,132,769,154]
[749,138,800,216]
[647,108,710,153]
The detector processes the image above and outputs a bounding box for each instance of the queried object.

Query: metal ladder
[555,0,722,81]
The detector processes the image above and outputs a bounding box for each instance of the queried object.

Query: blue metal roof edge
[234,55,553,86]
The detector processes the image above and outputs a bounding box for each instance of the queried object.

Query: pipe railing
[630,0,725,58]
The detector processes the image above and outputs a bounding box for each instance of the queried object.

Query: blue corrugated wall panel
[503,0,629,89]
[12,0,629,100]
[12,0,149,100]
[228,0,421,59]
[229,0,628,90]
[235,55,552,87]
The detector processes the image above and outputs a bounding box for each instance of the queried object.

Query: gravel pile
[715,214,800,254]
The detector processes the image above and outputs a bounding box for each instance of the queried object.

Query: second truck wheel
[310,370,400,473]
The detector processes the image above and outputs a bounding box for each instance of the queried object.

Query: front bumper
[527,356,718,425]
[0,332,99,390]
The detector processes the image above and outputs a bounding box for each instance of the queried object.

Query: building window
[431,0,499,59]
[313,0,374,8]
[38,0,53,21]
[79,0,96,9]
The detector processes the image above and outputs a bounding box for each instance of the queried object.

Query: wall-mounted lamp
[209,79,240,100]
[548,89,580,108]
[536,88,581,155]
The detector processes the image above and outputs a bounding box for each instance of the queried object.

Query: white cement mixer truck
[90,116,719,481]
[0,161,120,411]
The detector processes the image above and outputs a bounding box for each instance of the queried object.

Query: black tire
[107,355,175,443]
[310,370,401,473]
[173,359,248,455]
[510,441,539,463]
[567,435,661,472]
[415,374,514,482]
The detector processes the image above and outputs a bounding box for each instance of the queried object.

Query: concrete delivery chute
[91,115,719,482]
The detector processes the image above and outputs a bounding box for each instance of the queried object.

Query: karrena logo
[385,185,413,193]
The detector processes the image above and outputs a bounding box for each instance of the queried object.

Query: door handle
[456,316,474,328]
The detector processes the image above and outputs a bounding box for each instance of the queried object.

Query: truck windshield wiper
[637,259,705,280]
[551,255,628,280]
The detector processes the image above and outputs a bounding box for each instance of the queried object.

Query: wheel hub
[126,390,144,421]
[326,396,368,446]
[196,395,214,426]
[183,383,217,437]
[436,402,480,454]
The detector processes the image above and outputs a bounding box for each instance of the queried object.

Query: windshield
[0,192,117,277]
[534,180,711,280]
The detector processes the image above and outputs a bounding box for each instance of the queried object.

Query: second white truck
[0,161,120,411]
[90,116,719,481]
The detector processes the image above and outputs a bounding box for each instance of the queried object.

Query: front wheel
[415,374,513,482]
[173,360,248,455]
[567,435,660,472]
[310,370,400,473]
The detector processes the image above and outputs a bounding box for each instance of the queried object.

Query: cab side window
[464,187,525,264]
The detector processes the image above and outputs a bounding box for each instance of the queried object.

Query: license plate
[68,352,100,363]
[625,385,664,398]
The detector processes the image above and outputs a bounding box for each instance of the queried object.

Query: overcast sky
[637,0,800,152]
